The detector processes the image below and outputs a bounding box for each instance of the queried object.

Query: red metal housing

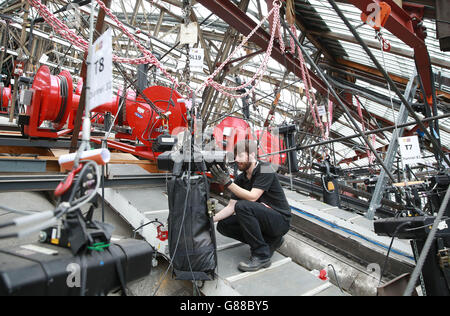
[22,66,74,138]
[0,86,11,114]
[213,116,286,165]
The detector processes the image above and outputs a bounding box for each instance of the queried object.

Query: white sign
[88,28,113,112]
[189,48,204,71]
[399,136,423,165]
[39,53,49,64]
[317,105,326,117]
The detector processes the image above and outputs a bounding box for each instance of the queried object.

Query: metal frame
[344,0,434,100]
[0,173,169,192]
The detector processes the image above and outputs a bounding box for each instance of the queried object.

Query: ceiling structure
[0,0,448,173]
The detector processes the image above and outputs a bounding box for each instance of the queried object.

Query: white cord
[67,162,101,213]
[379,34,409,189]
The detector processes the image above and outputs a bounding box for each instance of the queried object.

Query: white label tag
[223,127,233,137]
[438,221,448,231]
[189,48,204,71]
[399,136,423,165]
[39,53,49,64]
[317,105,326,117]
[20,244,58,256]
[88,28,113,112]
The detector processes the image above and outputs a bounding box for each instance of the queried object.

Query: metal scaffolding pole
[259,112,450,159]
[283,20,398,184]
[366,71,418,220]
[326,0,450,168]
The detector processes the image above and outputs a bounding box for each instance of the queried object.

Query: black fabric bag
[167,175,217,281]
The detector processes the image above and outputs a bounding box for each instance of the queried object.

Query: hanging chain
[184,45,191,89]
[181,0,192,94]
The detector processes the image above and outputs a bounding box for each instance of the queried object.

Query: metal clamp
[438,247,450,270]
[207,199,216,218]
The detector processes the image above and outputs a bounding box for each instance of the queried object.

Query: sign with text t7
[399,136,423,166]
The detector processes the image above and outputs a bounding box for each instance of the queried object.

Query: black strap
[201,166,218,280]
[0,249,52,296]
[108,245,128,296]
[437,238,450,291]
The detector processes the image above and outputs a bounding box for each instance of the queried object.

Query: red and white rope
[28,0,182,90]
[195,0,284,99]
[289,25,323,135]
[28,0,285,100]
[356,97,376,164]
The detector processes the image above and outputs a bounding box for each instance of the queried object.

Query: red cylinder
[0,86,11,109]
[126,86,187,147]
[213,117,286,165]
[255,129,286,165]
[213,116,252,153]
[31,66,73,130]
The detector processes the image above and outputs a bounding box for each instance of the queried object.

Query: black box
[0,239,153,296]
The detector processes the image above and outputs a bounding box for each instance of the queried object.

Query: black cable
[153,120,195,296]
[327,264,344,293]
[131,220,164,236]
[67,162,96,205]
[114,61,164,118]
[378,220,412,286]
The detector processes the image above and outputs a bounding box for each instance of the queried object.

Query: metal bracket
[438,248,450,270]
[207,199,216,218]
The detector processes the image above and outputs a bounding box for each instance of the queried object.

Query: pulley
[20,66,74,138]
[360,2,391,31]
[128,86,187,148]
[30,65,74,130]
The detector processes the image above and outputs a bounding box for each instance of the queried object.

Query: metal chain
[28,0,283,101]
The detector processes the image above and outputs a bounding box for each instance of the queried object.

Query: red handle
[54,165,83,197]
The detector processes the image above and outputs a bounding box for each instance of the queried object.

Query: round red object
[32,65,73,130]
[127,86,187,147]
[213,117,286,165]
[255,129,286,165]
[213,117,252,153]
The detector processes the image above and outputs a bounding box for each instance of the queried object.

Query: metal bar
[259,113,450,158]
[0,173,169,192]
[282,20,398,184]
[404,184,450,296]
[69,0,111,153]
[0,159,46,173]
[0,135,81,148]
[326,0,450,168]
[277,173,399,216]
[366,71,418,220]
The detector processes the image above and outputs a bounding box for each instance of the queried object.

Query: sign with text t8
[88,28,113,112]
[399,136,423,166]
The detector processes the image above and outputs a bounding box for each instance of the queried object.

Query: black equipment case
[167,175,217,281]
[0,239,153,296]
